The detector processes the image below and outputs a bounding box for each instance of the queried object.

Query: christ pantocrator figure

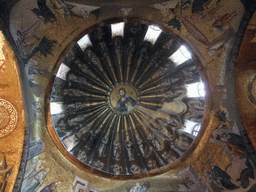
[115,88,136,112]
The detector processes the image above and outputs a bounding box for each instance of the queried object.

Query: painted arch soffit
[65,0,171,7]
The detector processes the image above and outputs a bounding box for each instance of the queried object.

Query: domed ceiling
[50,22,205,177]
[2,0,256,190]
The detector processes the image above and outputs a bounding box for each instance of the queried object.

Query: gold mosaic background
[1,0,256,191]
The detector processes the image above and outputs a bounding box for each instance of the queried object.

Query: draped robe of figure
[115,96,136,112]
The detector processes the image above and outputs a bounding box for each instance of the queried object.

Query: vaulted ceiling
[0,0,256,191]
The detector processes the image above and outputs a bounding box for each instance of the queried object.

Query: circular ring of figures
[0,99,18,137]
[50,21,206,177]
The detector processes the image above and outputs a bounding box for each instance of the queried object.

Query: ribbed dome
[50,22,205,176]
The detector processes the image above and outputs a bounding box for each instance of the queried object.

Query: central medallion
[109,84,138,113]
